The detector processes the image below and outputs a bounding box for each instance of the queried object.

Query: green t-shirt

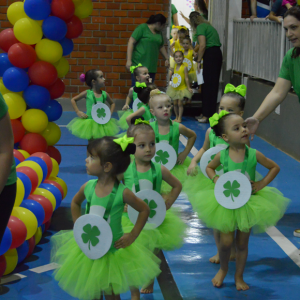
[170,4,178,36]
[0,92,17,186]
[196,23,221,49]
[131,23,164,73]
[279,48,300,102]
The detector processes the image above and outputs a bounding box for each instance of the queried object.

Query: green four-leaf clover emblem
[97,108,106,119]
[223,180,240,202]
[81,223,101,250]
[208,154,223,172]
[137,102,143,109]
[155,150,169,165]
[144,199,157,218]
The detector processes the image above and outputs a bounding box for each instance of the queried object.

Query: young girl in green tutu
[67,69,119,140]
[149,92,197,194]
[121,118,186,295]
[51,136,162,300]
[195,112,290,290]
[186,84,248,264]
[118,64,152,130]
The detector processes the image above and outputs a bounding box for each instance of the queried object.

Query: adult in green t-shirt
[0,92,17,247]
[126,14,170,86]
[170,4,179,37]
[245,7,300,237]
[189,11,222,122]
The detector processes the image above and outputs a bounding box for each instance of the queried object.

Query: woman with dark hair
[126,14,170,86]
[189,11,222,123]
[246,6,300,237]
[180,0,209,24]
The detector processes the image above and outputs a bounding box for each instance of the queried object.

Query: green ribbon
[132,159,157,193]
[209,110,229,128]
[223,145,249,175]
[113,135,134,151]
[224,83,247,97]
[130,63,142,74]
[135,119,150,125]
[135,82,147,88]
[154,120,173,145]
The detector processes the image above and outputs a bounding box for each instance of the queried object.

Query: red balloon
[27,194,53,224]
[65,15,83,39]
[46,146,61,164]
[44,180,64,199]
[28,61,58,87]
[47,78,65,99]
[7,216,27,249]
[13,149,25,162]
[11,119,26,143]
[17,166,39,193]
[8,43,37,69]
[0,28,19,52]
[26,236,35,258]
[0,255,6,278]
[51,0,75,21]
[44,219,51,231]
[20,133,48,155]
[31,152,53,179]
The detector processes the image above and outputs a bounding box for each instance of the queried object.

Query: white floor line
[29,263,60,273]
[58,125,67,127]
[1,273,27,284]
[180,134,300,268]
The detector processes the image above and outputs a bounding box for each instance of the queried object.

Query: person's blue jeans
[131,73,156,87]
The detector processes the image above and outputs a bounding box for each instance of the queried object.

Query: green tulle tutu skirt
[67,117,119,140]
[51,230,161,299]
[166,86,193,100]
[190,186,290,234]
[118,110,133,130]
[122,209,186,252]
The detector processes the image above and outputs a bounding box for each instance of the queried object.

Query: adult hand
[165,59,170,67]
[250,15,257,22]
[126,60,132,72]
[77,111,88,119]
[179,11,184,18]
[245,117,259,140]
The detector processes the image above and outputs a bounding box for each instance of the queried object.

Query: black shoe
[191,81,198,89]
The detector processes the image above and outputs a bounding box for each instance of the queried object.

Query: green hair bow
[209,110,229,127]
[135,119,149,125]
[135,82,147,88]
[224,83,247,97]
[113,135,134,151]
[130,63,142,74]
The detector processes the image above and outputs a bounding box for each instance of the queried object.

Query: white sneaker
[293,229,300,237]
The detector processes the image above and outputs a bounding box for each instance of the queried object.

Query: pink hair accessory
[79,73,85,82]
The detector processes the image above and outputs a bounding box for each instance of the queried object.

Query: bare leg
[130,287,140,300]
[212,231,234,288]
[178,99,183,122]
[173,100,179,122]
[230,235,236,261]
[209,229,220,264]
[104,294,121,300]
[140,280,154,294]
[234,229,251,291]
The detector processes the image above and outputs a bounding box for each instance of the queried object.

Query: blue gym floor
[1,112,300,300]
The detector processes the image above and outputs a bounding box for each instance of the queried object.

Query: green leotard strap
[132,159,157,192]
[154,120,173,145]
[223,145,249,175]
[212,134,217,147]
[91,90,106,105]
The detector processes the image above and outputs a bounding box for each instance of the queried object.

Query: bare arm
[250,0,257,21]
[123,88,134,110]
[173,12,179,26]
[269,11,282,24]
[161,165,182,209]
[206,152,221,183]
[177,124,196,164]
[0,112,14,194]
[126,37,137,71]
[179,11,191,24]
[105,92,115,114]
[184,66,193,93]
[71,182,88,223]
[71,90,88,118]
[197,36,206,71]
[169,68,174,80]
[126,107,146,126]
[160,45,170,67]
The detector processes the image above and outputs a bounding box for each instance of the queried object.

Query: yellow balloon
[53,57,69,78]
[33,188,56,211]
[50,158,59,177]
[13,17,43,45]
[72,0,83,5]
[35,39,63,64]
[21,109,48,133]
[18,149,30,159]
[0,79,11,95]
[49,176,67,199]
[3,249,18,275]
[34,227,43,245]
[11,207,38,240]
[74,0,93,19]
[3,93,26,119]
[7,2,27,25]
[14,177,25,207]
[17,161,43,186]
[41,122,61,146]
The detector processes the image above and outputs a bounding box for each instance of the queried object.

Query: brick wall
[0,0,170,100]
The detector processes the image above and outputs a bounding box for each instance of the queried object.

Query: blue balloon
[41,224,45,233]
[26,156,48,182]
[42,16,67,41]
[0,227,12,256]
[3,67,29,92]
[23,85,51,110]
[17,240,30,264]
[21,200,45,228]
[43,99,63,121]
[59,38,74,56]
[14,156,20,166]
[17,172,32,199]
[24,0,51,20]
[39,183,62,209]
[14,142,20,150]
[0,53,14,77]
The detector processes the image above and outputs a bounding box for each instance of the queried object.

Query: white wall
[171,0,195,29]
